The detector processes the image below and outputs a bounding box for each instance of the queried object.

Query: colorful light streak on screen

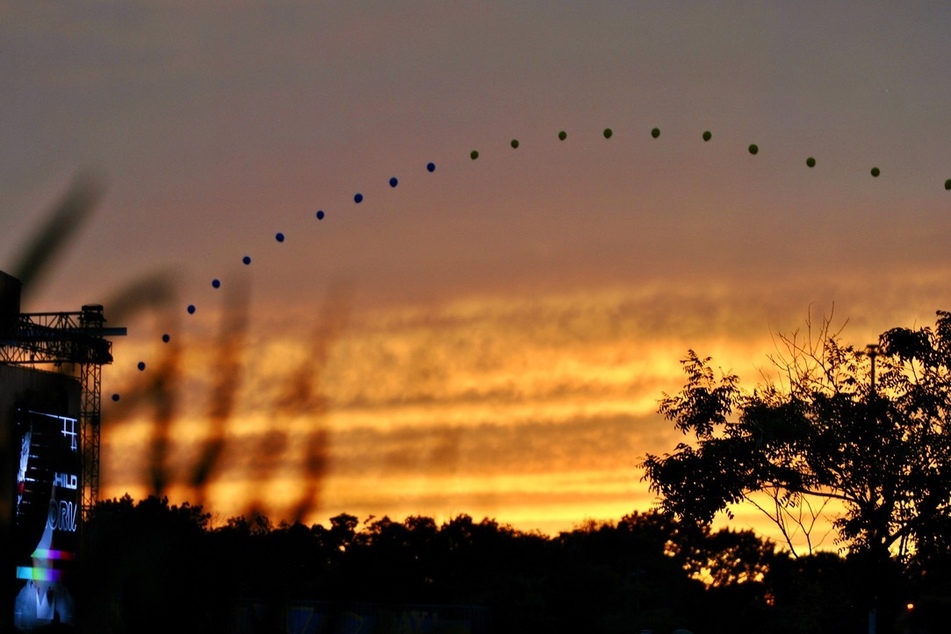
[14,409,81,631]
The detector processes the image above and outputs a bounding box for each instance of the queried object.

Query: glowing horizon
[99,279,943,542]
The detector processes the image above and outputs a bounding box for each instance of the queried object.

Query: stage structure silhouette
[1,269,125,631]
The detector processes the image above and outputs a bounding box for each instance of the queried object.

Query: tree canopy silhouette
[80,496,837,633]
[642,310,951,620]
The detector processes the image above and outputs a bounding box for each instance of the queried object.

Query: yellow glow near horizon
[99,280,923,545]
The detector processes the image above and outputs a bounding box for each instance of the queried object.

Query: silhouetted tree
[222,510,273,536]
[673,525,776,587]
[643,311,951,630]
[79,495,219,633]
[765,551,866,634]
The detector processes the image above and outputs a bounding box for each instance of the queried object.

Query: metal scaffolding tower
[0,304,125,518]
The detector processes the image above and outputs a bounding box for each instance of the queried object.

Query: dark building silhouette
[1,270,123,632]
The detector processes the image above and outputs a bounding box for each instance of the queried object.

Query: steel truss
[0,305,125,518]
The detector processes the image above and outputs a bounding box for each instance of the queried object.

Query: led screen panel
[13,407,81,630]
[2,361,83,633]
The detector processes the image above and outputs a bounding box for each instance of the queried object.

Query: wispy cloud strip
[102,271,951,535]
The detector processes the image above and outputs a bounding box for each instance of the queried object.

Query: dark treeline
[69,496,949,634]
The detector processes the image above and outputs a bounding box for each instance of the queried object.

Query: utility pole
[864,343,880,634]
[866,343,879,395]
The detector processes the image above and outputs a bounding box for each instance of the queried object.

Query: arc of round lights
[110,122,948,401]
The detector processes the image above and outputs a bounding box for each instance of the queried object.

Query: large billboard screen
[13,408,81,630]
[2,365,82,632]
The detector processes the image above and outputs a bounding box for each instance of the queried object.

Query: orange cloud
[101,271,951,536]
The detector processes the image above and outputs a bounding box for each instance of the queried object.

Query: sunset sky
[3,2,951,540]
